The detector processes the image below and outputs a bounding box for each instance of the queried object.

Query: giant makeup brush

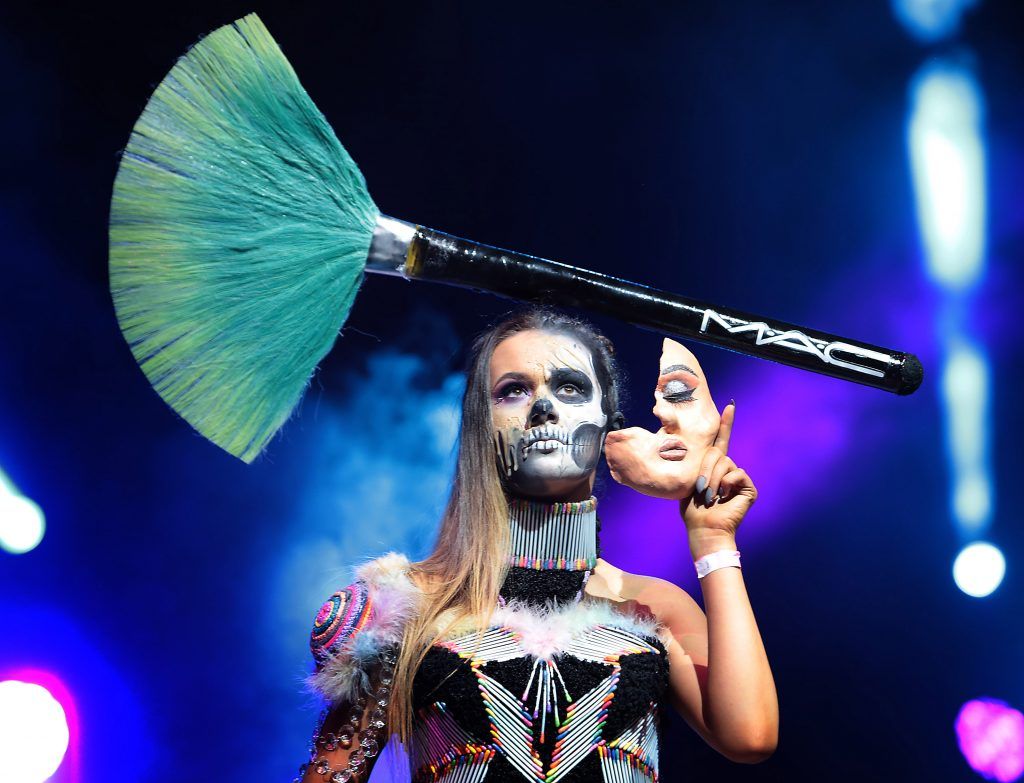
[110,14,922,463]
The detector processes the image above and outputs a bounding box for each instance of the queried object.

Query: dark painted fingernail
[696,476,707,494]
[704,486,714,505]
[729,398,736,408]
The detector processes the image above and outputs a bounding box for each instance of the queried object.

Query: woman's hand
[680,403,757,556]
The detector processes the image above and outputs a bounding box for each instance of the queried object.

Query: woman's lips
[659,438,687,461]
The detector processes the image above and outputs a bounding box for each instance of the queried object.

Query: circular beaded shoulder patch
[310,580,373,663]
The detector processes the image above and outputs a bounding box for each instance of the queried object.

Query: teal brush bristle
[109,14,379,462]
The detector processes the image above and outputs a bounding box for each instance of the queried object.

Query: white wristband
[694,549,741,579]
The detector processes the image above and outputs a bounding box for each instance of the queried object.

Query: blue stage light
[941,340,992,532]
[953,542,1006,598]
[892,0,979,44]
[908,60,987,291]
[0,470,45,555]
[0,680,69,783]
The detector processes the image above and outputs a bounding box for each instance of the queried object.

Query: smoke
[269,348,464,654]
[246,308,466,779]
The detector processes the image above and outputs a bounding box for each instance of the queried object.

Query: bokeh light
[953,542,1006,597]
[941,340,992,533]
[0,492,45,555]
[0,680,69,783]
[892,0,980,43]
[956,699,1024,782]
[908,60,987,291]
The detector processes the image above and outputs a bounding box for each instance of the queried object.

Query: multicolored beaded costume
[310,583,374,666]
[301,499,669,783]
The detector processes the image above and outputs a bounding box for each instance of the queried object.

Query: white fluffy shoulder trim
[306,552,419,704]
[444,597,665,661]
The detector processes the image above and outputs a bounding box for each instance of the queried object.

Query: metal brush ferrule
[365,214,417,277]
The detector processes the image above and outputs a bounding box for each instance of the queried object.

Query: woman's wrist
[688,529,738,561]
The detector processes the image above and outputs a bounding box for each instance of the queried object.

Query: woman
[298,308,778,783]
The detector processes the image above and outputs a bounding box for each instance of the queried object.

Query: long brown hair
[388,307,621,744]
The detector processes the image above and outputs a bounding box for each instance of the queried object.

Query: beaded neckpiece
[507,496,598,571]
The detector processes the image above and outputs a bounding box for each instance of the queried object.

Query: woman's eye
[662,379,695,403]
[495,383,529,403]
[557,384,582,397]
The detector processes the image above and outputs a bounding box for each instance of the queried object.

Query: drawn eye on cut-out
[661,378,696,404]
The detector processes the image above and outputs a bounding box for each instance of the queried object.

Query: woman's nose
[652,397,678,432]
[529,397,557,426]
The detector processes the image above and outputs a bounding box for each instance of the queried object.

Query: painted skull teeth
[523,423,571,449]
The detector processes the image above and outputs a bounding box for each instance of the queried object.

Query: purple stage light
[956,698,1024,782]
[599,365,859,585]
[599,260,940,585]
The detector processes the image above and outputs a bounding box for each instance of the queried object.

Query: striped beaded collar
[506,496,597,571]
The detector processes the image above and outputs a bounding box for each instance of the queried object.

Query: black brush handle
[368,218,923,395]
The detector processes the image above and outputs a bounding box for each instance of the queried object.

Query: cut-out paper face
[604,338,720,499]
[490,330,609,500]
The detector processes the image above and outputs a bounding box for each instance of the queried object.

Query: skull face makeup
[604,338,720,499]
[490,330,609,500]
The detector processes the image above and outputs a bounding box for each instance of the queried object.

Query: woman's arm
[694,534,777,760]
[672,402,778,761]
[607,402,779,762]
[302,568,407,783]
[300,696,387,783]
[599,557,777,765]
[654,540,777,763]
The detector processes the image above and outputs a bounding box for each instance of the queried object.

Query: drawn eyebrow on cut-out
[660,363,699,378]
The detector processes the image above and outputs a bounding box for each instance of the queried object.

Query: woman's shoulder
[307,551,421,703]
[311,553,418,645]
[588,558,705,630]
[353,551,416,588]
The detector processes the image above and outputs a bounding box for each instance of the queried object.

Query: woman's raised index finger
[713,399,736,454]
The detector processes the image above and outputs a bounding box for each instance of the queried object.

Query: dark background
[2,1,1022,781]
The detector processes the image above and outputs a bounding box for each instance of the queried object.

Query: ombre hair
[388,307,622,744]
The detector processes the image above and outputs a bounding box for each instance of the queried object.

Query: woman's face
[489,329,608,500]
[604,338,720,499]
